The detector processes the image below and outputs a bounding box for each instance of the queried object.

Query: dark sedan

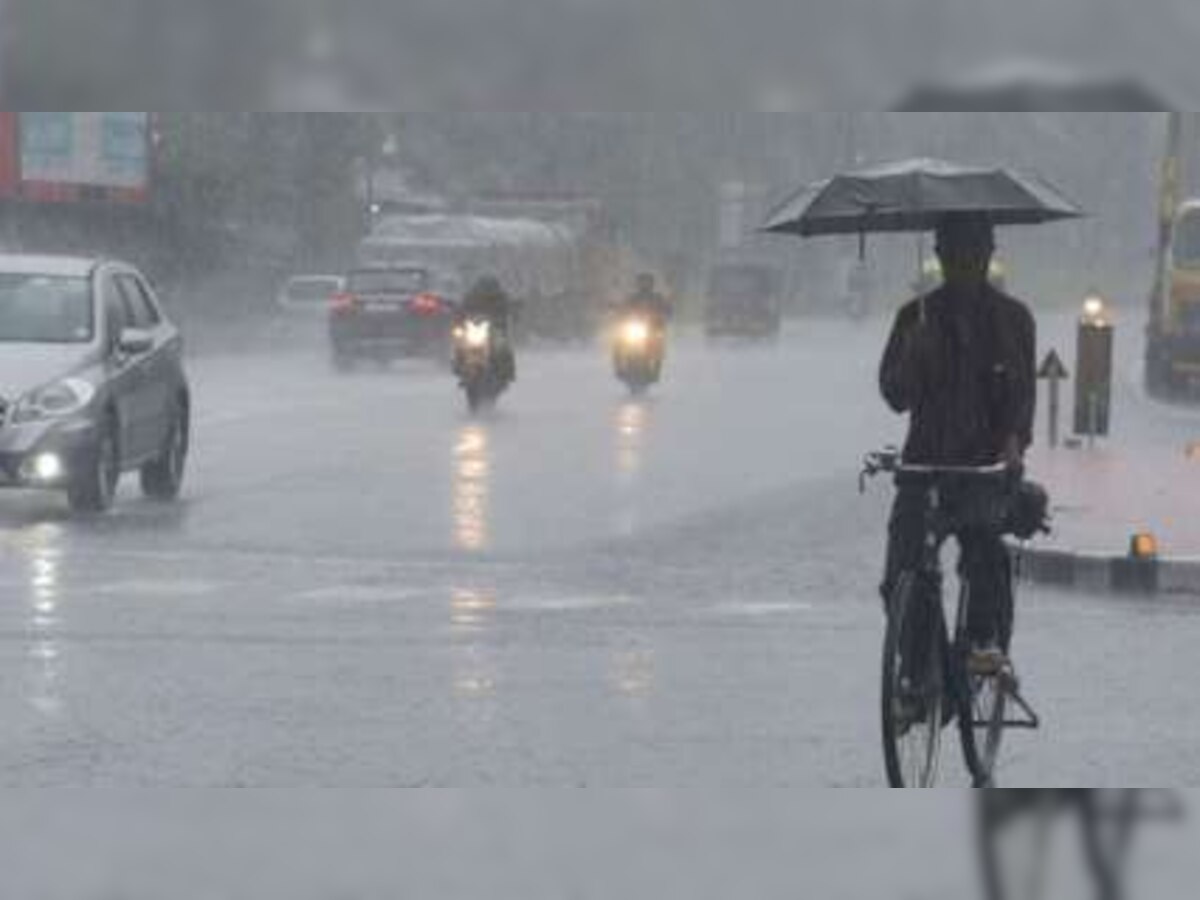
[329,267,457,370]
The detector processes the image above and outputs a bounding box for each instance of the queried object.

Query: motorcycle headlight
[12,378,95,424]
[464,321,491,348]
[621,320,651,346]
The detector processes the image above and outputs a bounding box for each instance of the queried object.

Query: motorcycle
[613,314,664,396]
[453,317,513,413]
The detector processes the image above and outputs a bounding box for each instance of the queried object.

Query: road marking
[705,601,815,618]
[88,579,227,598]
[506,594,637,613]
[52,544,531,574]
[291,585,430,605]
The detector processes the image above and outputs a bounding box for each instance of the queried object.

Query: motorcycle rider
[620,273,672,328]
[458,275,516,383]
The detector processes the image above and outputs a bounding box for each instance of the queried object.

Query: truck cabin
[705,263,784,337]
[1170,202,1200,334]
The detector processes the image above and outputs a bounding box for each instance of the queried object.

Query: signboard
[0,113,18,197]
[18,113,149,191]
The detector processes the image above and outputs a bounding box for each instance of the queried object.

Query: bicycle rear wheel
[882,573,947,788]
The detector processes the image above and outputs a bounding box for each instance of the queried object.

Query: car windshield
[286,279,340,303]
[348,270,429,295]
[0,273,94,344]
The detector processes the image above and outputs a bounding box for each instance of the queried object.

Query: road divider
[1012,542,1200,596]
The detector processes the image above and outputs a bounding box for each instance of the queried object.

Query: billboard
[18,113,150,192]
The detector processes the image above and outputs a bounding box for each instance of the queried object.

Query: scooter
[453,318,513,413]
[613,314,664,396]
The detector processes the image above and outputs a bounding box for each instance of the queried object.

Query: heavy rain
[0,98,1196,900]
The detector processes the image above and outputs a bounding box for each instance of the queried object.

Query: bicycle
[861,448,1041,788]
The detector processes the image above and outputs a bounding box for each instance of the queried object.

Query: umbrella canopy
[762,158,1084,238]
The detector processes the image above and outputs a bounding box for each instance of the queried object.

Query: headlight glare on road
[13,378,95,424]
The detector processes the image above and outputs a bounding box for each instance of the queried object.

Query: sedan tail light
[331,292,360,313]
[410,293,445,316]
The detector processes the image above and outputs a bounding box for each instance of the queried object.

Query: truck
[1147,113,1200,396]
[358,194,631,343]
[704,256,785,340]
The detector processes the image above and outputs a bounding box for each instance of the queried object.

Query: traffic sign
[1038,349,1070,381]
[1039,350,1070,449]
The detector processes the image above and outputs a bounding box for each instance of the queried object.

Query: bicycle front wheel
[882,573,946,788]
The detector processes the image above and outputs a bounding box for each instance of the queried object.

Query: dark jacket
[880,285,1036,466]
[461,281,513,325]
[622,290,672,324]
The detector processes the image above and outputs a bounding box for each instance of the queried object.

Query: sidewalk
[1018,441,1200,594]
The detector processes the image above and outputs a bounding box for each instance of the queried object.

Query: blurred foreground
[2,2,1198,108]
[0,792,1191,898]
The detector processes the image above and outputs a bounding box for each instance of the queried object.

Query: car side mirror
[117,327,154,356]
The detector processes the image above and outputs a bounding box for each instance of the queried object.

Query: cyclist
[879,214,1036,677]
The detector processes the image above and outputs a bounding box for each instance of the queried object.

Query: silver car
[275,275,345,316]
[0,255,190,512]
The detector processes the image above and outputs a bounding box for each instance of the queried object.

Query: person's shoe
[968,645,1011,679]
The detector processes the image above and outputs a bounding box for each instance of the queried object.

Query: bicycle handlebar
[860,450,1013,493]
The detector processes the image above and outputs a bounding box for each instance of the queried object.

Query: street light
[1075,290,1115,441]
[1081,291,1110,327]
[361,132,401,232]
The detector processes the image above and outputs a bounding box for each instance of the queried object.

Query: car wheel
[68,420,120,513]
[140,401,189,501]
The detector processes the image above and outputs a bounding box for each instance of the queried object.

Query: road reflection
[449,585,500,709]
[20,524,65,718]
[450,586,497,631]
[614,400,651,537]
[615,400,649,481]
[453,424,491,552]
[611,641,656,704]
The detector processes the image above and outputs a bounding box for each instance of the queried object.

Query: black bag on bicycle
[1006,480,1051,540]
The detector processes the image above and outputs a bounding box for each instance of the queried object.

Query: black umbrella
[762,157,1084,240]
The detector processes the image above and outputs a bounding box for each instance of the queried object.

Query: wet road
[1,318,1197,787]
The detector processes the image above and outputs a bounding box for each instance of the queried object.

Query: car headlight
[12,378,95,424]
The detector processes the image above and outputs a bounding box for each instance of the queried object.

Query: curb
[1011,544,1200,596]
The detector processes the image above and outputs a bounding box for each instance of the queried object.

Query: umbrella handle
[917,235,928,326]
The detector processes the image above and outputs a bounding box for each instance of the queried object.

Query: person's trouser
[881,485,1014,650]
